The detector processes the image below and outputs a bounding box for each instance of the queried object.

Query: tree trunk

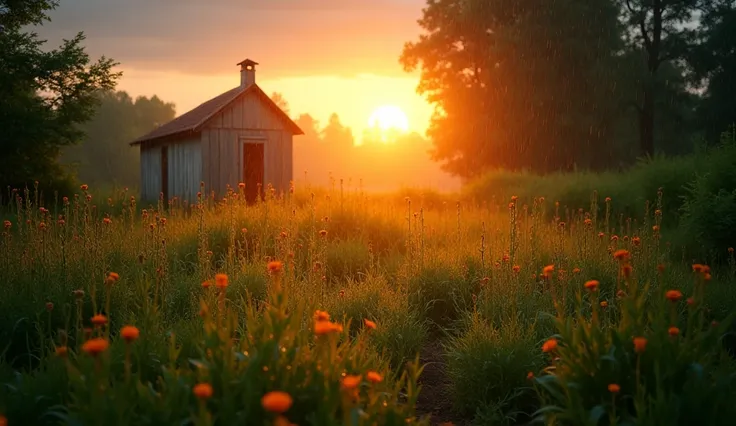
[640,85,655,157]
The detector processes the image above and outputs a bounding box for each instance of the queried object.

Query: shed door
[243,142,264,204]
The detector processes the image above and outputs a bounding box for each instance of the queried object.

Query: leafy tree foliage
[62,91,176,188]
[401,0,629,177]
[0,0,119,199]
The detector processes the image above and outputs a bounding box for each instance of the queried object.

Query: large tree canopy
[0,0,120,196]
[401,0,630,177]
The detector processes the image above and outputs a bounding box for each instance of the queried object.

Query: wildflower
[339,289,345,297]
[584,280,599,291]
[268,261,283,274]
[82,338,109,357]
[238,182,245,189]
[668,326,680,337]
[600,301,608,308]
[342,375,362,390]
[279,231,287,239]
[262,391,293,413]
[613,249,629,261]
[3,220,11,229]
[366,371,383,383]
[193,383,213,400]
[665,290,683,302]
[103,217,111,225]
[81,184,89,191]
[313,261,322,271]
[608,383,620,393]
[692,264,704,273]
[364,319,377,330]
[215,273,228,289]
[729,247,734,254]
[73,289,84,299]
[502,254,510,263]
[513,265,521,273]
[633,337,647,353]
[653,225,660,232]
[55,346,68,357]
[598,232,604,238]
[319,229,328,237]
[584,218,592,226]
[704,273,712,282]
[121,326,140,343]
[202,280,211,289]
[107,272,119,283]
[632,236,641,246]
[91,314,108,327]
[315,321,342,335]
[314,310,330,322]
[542,265,554,278]
[621,264,633,278]
[274,415,296,426]
[542,338,558,353]
[657,264,665,273]
[611,235,619,242]
[526,371,534,380]
[45,302,54,312]
[572,267,581,274]
[605,197,611,202]
[242,228,248,234]
[687,297,695,306]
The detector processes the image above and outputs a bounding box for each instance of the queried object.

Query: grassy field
[1,177,736,426]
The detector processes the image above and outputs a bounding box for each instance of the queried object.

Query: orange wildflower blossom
[366,371,383,383]
[193,383,213,400]
[262,391,293,413]
[542,338,558,353]
[268,261,284,275]
[613,249,630,261]
[314,310,330,322]
[82,338,109,357]
[342,375,362,390]
[319,229,328,237]
[621,264,633,278]
[633,337,647,353]
[107,272,120,282]
[584,280,599,291]
[668,326,680,337]
[542,265,554,278]
[315,321,343,335]
[692,264,704,273]
[665,290,683,302]
[600,300,608,308]
[608,383,621,393]
[364,319,377,330]
[121,325,140,343]
[91,314,108,327]
[215,273,228,289]
[513,265,521,273]
[202,280,211,289]
[55,346,68,357]
[527,371,534,380]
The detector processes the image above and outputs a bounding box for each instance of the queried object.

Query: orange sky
[38,0,435,140]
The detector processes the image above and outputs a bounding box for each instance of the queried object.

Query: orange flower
[193,383,213,400]
[704,273,712,282]
[687,297,695,306]
[238,182,245,189]
[215,273,228,289]
[80,184,89,191]
[366,371,383,383]
[633,337,647,353]
[665,290,682,302]
[668,326,680,337]
[274,416,296,426]
[608,383,620,393]
[632,236,641,246]
[600,300,608,308]
[613,249,630,261]
[652,225,660,232]
[121,325,140,343]
[657,263,665,273]
[542,265,554,277]
[342,375,362,390]
[542,338,558,353]
[46,302,54,312]
[91,314,108,327]
[584,280,599,291]
[621,264,633,278]
[692,264,704,273]
[103,217,112,225]
[82,338,109,357]
[364,319,377,330]
[262,391,293,413]
[55,346,68,357]
[572,267,581,274]
[268,261,283,274]
[314,321,342,335]
[314,310,330,322]
[512,265,521,273]
[202,280,211,289]
[319,229,328,237]
[526,371,534,380]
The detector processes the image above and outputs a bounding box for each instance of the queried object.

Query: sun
[368,105,410,133]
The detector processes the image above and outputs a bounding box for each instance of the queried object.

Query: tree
[320,113,354,147]
[270,92,290,116]
[0,0,120,198]
[401,0,628,177]
[689,2,736,142]
[617,0,726,156]
[62,91,176,187]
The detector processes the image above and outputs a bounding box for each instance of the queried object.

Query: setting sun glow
[368,105,410,133]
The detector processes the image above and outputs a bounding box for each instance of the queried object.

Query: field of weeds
[1,183,735,426]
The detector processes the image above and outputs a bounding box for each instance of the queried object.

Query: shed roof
[130,84,303,145]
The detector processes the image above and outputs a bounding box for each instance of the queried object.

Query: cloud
[34,0,425,78]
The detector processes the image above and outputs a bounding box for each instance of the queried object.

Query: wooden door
[161,146,169,204]
[243,142,264,204]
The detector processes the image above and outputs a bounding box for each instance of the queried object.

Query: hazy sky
[36,0,434,137]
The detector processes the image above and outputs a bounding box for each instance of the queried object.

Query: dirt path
[415,341,468,426]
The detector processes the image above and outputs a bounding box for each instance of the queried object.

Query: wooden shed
[130,59,304,203]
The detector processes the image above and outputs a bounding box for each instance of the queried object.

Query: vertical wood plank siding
[139,136,201,203]
[140,144,161,202]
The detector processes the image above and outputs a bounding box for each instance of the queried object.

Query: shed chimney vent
[237,59,258,87]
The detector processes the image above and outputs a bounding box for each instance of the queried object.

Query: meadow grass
[0,181,734,426]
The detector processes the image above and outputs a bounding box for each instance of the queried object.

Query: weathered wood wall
[139,136,201,203]
[140,144,161,201]
[201,91,293,197]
